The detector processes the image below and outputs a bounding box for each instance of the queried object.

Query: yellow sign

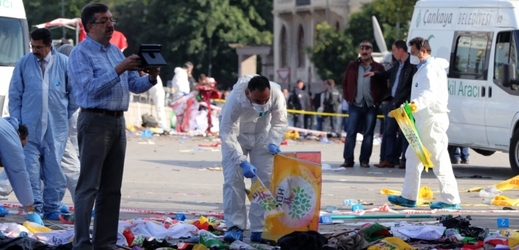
[263,154,322,241]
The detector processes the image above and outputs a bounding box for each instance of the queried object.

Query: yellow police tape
[213,99,387,118]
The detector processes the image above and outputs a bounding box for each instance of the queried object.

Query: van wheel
[509,129,519,173]
[472,148,495,156]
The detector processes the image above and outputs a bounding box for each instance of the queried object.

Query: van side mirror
[502,63,519,87]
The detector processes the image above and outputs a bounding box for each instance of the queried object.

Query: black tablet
[138,44,167,67]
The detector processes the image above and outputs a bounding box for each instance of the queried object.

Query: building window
[335,21,340,31]
[298,25,305,68]
[296,0,311,6]
[280,26,288,67]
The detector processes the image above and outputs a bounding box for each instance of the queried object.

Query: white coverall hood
[219,75,288,232]
[401,57,460,205]
[172,67,190,95]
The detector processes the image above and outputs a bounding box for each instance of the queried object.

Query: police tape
[213,99,388,118]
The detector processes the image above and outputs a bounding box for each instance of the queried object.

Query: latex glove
[240,161,257,178]
[268,143,281,154]
[26,212,44,225]
[388,110,395,118]
[409,102,418,113]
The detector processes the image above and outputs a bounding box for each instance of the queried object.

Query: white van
[407,0,519,172]
[0,0,29,117]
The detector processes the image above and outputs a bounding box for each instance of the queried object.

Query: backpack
[141,113,159,128]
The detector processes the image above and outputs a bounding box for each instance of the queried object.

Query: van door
[446,31,492,148]
[486,30,519,151]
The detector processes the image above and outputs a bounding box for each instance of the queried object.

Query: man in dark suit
[364,40,417,169]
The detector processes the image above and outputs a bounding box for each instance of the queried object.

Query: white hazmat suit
[219,75,288,232]
[401,57,461,205]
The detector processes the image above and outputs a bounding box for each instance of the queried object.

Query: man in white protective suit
[219,75,288,243]
[387,37,461,210]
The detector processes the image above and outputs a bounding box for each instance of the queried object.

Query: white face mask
[252,102,270,117]
[410,55,420,65]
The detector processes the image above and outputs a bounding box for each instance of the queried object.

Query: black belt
[82,108,124,118]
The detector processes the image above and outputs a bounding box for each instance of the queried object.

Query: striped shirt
[68,36,154,111]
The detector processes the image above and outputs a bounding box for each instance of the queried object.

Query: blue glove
[26,212,44,225]
[240,161,257,178]
[268,143,281,154]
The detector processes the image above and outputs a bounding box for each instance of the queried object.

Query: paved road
[1,133,518,233]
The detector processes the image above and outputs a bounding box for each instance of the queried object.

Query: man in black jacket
[288,80,311,129]
[364,40,416,168]
[317,79,341,132]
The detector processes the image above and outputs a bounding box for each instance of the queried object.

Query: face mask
[410,55,420,65]
[252,103,269,117]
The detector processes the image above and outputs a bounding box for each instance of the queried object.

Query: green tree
[373,0,418,41]
[307,22,356,85]
[308,0,416,83]
[23,0,128,40]
[114,0,273,89]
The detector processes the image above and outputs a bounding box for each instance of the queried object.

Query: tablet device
[138,44,167,67]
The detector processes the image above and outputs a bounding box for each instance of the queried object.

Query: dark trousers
[343,104,377,165]
[342,110,349,133]
[293,113,303,129]
[73,111,127,250]
[448,146,469,162]
[317,114,336,132]
[380,102,409,163]
[304,114,313,130]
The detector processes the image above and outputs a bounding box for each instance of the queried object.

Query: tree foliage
[23,0,273,90]
[308,0,418,83]
[307,22,356,85]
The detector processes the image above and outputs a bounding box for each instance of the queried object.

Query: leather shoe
[361,162,370,168]
[374,160,394,168]
[398,161,406,169]
[340,162,354,168]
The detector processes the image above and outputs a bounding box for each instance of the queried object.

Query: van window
[450,32,492,80]
[0,17,24,66]
[494,31,519,81]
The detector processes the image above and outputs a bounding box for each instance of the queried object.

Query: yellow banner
[392,103,434,171]
[263,154,322,241]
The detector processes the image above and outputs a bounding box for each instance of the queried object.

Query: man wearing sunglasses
[341,41,387,168]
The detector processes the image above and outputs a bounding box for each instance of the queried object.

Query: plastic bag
[0,171,13,196]
[393,102,433,171]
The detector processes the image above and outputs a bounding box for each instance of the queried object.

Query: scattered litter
[367,171,383,175]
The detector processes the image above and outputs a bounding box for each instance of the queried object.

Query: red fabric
[110,30,128,51]
[196,85,221,133]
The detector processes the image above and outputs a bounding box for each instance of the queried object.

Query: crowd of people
[0,2,465,248]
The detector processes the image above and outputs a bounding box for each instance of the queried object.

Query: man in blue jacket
[9,28,77,220]
[0,117,43,225]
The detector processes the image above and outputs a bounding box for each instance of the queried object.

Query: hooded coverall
[401,57,461,205]
[0,117,34,207]
[219,75,288,232]
[8,48,78,215]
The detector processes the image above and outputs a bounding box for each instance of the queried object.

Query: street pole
[61,0,65,38]
[325,0,329,23]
